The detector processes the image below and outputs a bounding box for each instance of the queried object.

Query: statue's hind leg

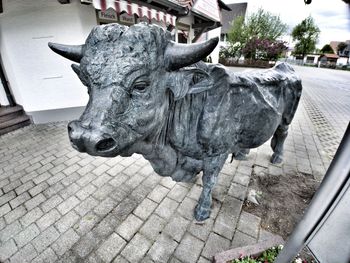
[195,153,228,221]
[270,124,289,164]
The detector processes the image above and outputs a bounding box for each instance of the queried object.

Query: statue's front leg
[195,153,228,221]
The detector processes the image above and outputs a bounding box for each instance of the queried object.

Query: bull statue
[49,23,302,221]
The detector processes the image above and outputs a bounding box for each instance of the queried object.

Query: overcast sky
[224,0,350,48]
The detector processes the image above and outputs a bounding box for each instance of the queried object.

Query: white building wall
[0,0,96,121]
[207,27,221,63]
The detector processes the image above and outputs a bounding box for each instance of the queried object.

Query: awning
[93,0,177,26]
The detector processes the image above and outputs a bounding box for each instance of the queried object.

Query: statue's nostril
[96,138,117,152]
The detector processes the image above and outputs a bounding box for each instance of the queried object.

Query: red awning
[93,0,177,26]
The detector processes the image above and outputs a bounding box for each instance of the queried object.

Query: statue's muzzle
[68,120,117,155]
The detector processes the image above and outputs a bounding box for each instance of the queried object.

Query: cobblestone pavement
[0,66,348,263]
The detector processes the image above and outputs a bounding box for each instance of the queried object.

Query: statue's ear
[167,68,213,100]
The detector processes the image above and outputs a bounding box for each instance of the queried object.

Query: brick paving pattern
[0,66,348,262]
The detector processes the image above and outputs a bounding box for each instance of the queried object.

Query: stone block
[147,234,178,262]
[133,198,158,220]
[96,233,126,262]
[14,224,40,247]
[121,233,152,262]
[201,232,230,260]
[174,233,204,263]
[116,214,143,241]
[51,228,80,256]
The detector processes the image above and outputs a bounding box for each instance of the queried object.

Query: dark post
[0,55,16,106]
[275,123,350,263]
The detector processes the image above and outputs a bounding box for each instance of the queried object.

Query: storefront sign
[98,9,118,21]
[119,13,135,24]
[192,0,220,22]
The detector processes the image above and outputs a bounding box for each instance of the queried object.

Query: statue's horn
[48,42,84,63]
[164,37,219,71]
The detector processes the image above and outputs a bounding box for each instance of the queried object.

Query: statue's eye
[133,81,149,92]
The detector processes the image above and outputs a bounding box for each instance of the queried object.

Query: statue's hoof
[194,205,210,221]
[270,154,283,164]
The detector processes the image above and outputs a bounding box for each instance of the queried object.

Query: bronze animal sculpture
[49,23,302,221]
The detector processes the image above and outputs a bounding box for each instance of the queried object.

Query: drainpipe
[0,55,16,106]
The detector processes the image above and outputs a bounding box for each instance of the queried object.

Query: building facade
[0,0,228,125]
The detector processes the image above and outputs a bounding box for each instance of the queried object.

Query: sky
[224,0,350,48]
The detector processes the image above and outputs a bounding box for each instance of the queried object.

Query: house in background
[318,53,339,68]
[205,2,247,63]
[0,0,229,129]
[330,40,350,66]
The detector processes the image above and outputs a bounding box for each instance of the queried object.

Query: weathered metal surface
[49,23,302,221]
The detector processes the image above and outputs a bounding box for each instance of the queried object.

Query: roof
[320,53,339,59]
[220,3,247,34]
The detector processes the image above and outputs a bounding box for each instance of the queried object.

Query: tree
[291,16,320,58]
[320,44,334,54]
[337,42,348,55]
[227,8,288,61]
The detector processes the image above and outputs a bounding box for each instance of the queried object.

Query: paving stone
[74,232,100,258]
[59,183,81,199]
[213,212,238,240]
[112,198,138,222]
[14,224,40,247]
[9,192,31,209]
[227,182,247,201]
[163,214,190,242]
[57,195,80,215]
[109,174,128,187]
[167,184,189,202]
[31,247,58,263]
[96,233,126,262]
[2,180,21,193]
[0,203,11,217]
[32,226,60,253]
[33,172,52,185]
[187,184,202,201]
[106,164,125,176]
[9,243,37,263]
[0,239,18,262]
[0,221,22,242]
[74,212,100,236]
[92,218,114,239]
[188,218,214,242]
[147,233,178,263]
[74,196,99,216]
[154,197,178,220]
[36,209,61,231]
[174,233,204,263]
[201,232,230,260]
[176,197,197,220]
[51,229,80,256]
[20,207,43,227]
[46,173,65,186]
[0,191,16,206]
[41,195,63,213]
[198,256,211,263]
[121,233,152,262]
[29,182,49,197]
[5,206,27,224]
[148,185,169,203]
[237,211,261,238]
[231,230,257,248]
[116,213,144,241]
[14,181,34,196]
[232,172,250,187]
[43,183,64,198]
[112,255,129,263]
[94,197,117,216]
[76,184,97,200]
[92,184,114,201]
[133,198,158,220]
[24,193,46,211]
[55,210,80,233]
[140,214,167,241]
